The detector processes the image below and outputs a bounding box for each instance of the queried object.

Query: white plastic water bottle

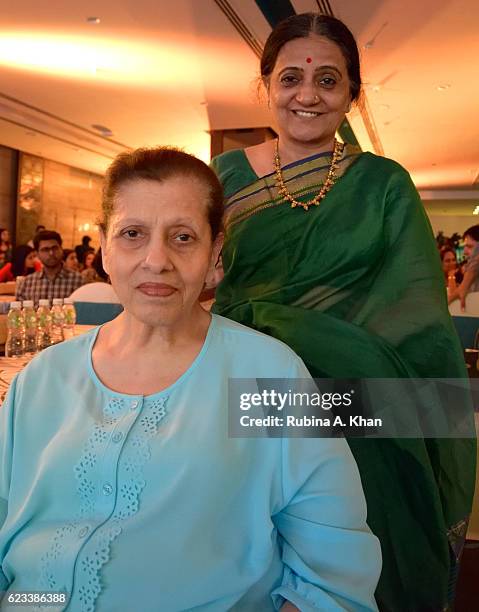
[36,299,52,350]
[22,300,37,355]
[50,298,65,344]
[62,298,76,339]
[5,301,25,358]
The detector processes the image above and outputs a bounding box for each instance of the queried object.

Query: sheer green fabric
[212,148,476,612]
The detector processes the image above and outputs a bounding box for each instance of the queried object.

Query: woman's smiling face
[266,35,352,149]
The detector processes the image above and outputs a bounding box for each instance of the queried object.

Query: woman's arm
[272,432,381,611]
[269,360,381,612]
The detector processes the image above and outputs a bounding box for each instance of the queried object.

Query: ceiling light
[473,206,479,215]
[86,17,101,24]
[437,84,451,91]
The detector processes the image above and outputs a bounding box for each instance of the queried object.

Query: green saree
[211,145,476,612]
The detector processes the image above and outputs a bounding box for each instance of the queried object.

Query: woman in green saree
[212,13,476,612]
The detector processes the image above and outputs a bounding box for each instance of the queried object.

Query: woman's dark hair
[92,248,109,282]
[260,13,361,102]
[33,229,62,250]
[101,147,224,239]
[11,245,35,277]
[63,248,74,261]
[439,246,456,261]
[0,228,9,244]
[463,225,479,243]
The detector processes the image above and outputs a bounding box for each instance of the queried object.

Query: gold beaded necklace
[273,138,345,211]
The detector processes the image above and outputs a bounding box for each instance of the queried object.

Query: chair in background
[73,302,123,325]
[69,282,122,325]
[449,293,479,350]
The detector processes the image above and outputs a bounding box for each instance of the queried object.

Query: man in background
[17,230,82,304]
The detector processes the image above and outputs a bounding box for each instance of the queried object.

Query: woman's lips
[137,283,177,297]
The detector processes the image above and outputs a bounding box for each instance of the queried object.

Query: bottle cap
[10,301,22,309]
[38,299,50,306]
[63,298,74,304]
[23,300,34,307]
[52,298,63,305]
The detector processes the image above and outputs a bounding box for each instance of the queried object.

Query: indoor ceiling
[0,0,477,200]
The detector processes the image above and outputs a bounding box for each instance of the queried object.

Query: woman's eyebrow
[278,64,342,76]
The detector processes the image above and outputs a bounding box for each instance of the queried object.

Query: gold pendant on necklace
[274,139,344,211]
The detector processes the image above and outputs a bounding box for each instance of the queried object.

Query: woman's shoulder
[210,148,248,173]
[17,329,97,387]
[211,148,259,198]
[358,151,413,179]
[211,314,307,374]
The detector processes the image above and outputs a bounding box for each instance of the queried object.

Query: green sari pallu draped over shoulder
[211,145,476,612]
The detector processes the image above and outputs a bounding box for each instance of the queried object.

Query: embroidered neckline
[39,394,169,611]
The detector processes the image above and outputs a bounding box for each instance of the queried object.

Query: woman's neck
[276,134,336,167]
[100,303,211,357]
[91,304,212,395]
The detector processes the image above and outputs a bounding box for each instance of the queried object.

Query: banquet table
[0,324,96,401]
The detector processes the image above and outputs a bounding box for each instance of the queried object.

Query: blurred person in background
[75,234,93,267]
[449,225,479,308]
[62,248,80,272]
[81,249,98,283]
[16,230,82,303]
[70,248,120,303]
[0,245,40,282]
[0,228,12,262]
[440,246,463,292]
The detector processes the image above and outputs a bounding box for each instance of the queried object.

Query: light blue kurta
[0,314,380,612]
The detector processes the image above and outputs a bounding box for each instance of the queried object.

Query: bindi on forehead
[306,57,312,63]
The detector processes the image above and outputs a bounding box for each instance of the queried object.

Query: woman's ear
[204,232,224,289]
[211,232,224,269]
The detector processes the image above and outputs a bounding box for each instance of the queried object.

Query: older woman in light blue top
[0,147,381,611]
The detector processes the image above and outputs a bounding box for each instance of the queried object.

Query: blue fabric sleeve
[0,376,17,591]
[271,360,381,611]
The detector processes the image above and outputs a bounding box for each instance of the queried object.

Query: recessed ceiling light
[437,84,451,91]
[91,124,113,137]
[86,17,101,24]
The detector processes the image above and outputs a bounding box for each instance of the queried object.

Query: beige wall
[0,145,17,235]
[426,215,478,239]
[16,154,103,249]
[42,160,103,249]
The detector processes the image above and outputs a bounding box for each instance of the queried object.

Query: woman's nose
[142,239,174,271]
[295,81,319,106]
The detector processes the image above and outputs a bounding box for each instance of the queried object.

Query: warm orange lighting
[0,31,250,96]
[0,32,201,88]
